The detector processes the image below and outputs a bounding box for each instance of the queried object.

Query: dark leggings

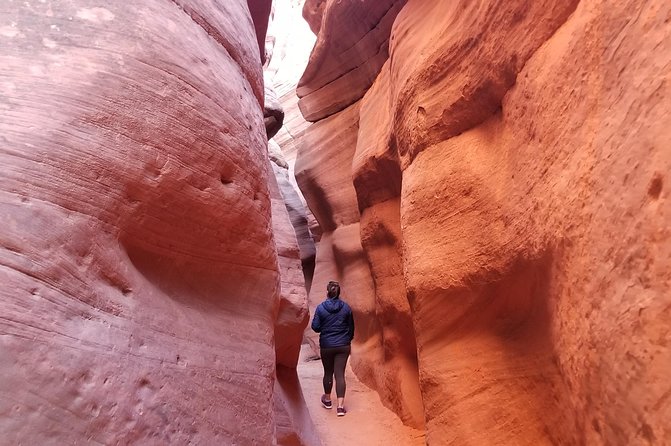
[320,345,351,398]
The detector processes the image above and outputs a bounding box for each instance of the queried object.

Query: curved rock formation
[302,0,326,35]
[247,0,273,63]
[0,1,310,444]
[296,0,671,443]
[297,0,407,122]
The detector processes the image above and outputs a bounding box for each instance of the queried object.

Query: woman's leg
[333,345,351,407]
[320,347,336,400]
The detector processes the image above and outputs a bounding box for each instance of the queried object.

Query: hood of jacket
[322,297,344,313]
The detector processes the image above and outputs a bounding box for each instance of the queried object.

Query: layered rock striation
[0,1,312,444]
[295,0,671,443]
[297,0,407,122]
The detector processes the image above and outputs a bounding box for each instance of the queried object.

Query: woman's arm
[311,306,322,333]
[347,308,355,341]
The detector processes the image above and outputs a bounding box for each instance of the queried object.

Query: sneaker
[337,407,346,417]
[321,395,332,409]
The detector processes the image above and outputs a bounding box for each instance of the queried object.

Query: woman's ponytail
[327,281,340,298]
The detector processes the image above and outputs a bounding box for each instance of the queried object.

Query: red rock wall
[296,0,671,443]
[268,159,320,446]
[0,1,309,444]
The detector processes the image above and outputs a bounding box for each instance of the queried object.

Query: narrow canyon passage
[297,346,424,446]
[0,0,669,445]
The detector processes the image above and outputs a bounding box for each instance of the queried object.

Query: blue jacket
[311,297,354,348]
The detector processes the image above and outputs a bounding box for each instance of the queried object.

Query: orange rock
[296,0,671,443]
[397,0,670,443]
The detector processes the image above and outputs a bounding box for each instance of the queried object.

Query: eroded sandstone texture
[0,1,310,444]
[295,0,670,443]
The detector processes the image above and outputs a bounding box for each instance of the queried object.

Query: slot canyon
[0,0,669,444]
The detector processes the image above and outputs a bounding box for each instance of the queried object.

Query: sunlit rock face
[0,1,300,444]
[296,0,671,443]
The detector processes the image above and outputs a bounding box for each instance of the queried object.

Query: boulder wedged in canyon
[295,0,671,443]
[265,0,315,167]
[0,1,311,444]
[264,84,285,139]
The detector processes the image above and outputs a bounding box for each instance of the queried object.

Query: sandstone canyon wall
[295,0,670,444]
[0,1,313,444]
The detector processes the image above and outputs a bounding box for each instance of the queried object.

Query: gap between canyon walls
[279,0,671,445]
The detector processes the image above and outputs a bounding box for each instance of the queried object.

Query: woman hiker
[311,281,355,416]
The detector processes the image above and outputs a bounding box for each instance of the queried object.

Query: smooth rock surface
[0,1,301,444]
[269,162,309,369]
[395,0,670,443]
[389,0,579,167]
[271,154,316,304]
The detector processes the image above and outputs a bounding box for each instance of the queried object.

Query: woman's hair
[326,281,340,298]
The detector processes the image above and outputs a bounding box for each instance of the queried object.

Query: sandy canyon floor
[298,346,425,445]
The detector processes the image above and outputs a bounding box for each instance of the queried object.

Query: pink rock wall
[268,159,319,446]
[295,0,671,443]
[270,160,309,369]
[0,1,309,444]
